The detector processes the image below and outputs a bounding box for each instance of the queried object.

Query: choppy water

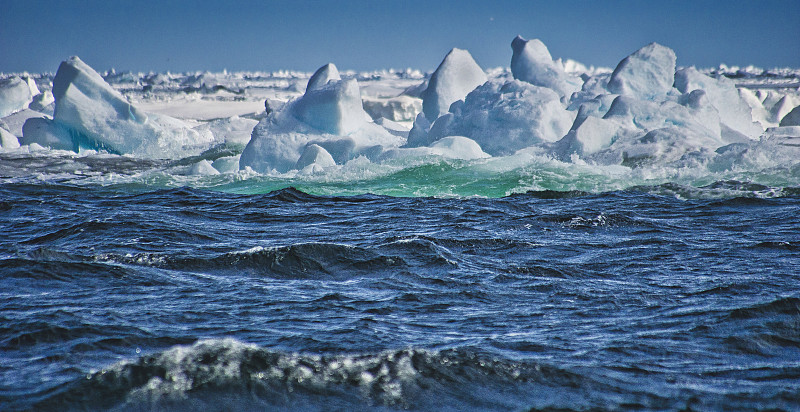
[1,151,800,411]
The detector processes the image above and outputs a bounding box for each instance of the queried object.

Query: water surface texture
[2,176,799,410]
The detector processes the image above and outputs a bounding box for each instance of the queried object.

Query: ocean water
[1,151,800,411]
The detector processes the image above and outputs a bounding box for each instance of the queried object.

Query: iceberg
[510,35,581,99]
[240,63,402,173]
[21,56,214,158]
[607,43,676,100]
[0,76,40,118]
[421,48,487,121]
[426,79,575,156]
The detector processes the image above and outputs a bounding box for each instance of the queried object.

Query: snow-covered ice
[239,63,403,173]
[510,35,581,99]
[0,76,40,118]
[3,35,800,189]
[607,42,676,100]
[420,48,487,122]
[20,56,214,158]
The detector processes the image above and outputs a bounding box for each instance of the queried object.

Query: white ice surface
[0,76,39,118]
[0,126,19,149]
[607,43,676,100]
[421,48,487,121]
[26,56,215,158]
[510,35,581,99]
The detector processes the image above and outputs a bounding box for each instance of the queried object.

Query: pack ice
[20,56,213,157]
[239,63,402,173]
[0,75,40,118]
[7,36,799,172]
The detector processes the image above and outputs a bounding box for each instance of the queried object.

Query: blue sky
[2,0,798,74]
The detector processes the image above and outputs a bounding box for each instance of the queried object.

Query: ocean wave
[27,338,637,411]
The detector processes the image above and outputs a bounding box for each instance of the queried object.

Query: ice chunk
[510,36,581,99]
[240,64,403,173]
[211,155,240,174]
[295,143,336,170]
[292,77,368,135]
[674,67,762,138]
[305,63,341,92]
[603,95,720,140]
[193,116,258,146]
[770,96,797,125]
[381,136,489,161]
[362,95,422,123]
[0,76,40,117]
[554,116,620,157]
[570,94,617,128]
[28,90,55,113]
[19,117,74,151]
[429,135,489,159]
[41,56,213,157]
[780,105,800,127]
[1,108,47,137]
[581,93,730,166]
[373,117,410,138]
[0,126,19,149]
[607,43,676,100]
[737,88,773,128]
[406,113,432,147]
[190,159,220,175]
[421,48,487,121]
[427,79,575,156]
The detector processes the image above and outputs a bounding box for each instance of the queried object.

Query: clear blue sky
[2,0,798,74]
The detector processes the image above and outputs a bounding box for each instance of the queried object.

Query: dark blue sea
[1,152,799,411]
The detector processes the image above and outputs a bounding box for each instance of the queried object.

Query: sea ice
[21,56,214,158]
[19,117,74,151]
[190,159,221,175]
[780,105,800,127]
[425,79,575,156]
[607,43,676,100]
[421,48,487,122]
[239,63,402,173]
[674,67,762,139]
[0,126,19,149]
[381,135,489,161]
[0,76,40,117]
[510,35,581,100]
[305,63,340,92]
[28,90,55,114]
[295,143,336,170]
[193,116,258,146]
[362,95,422,123]
[0,108,48,138]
